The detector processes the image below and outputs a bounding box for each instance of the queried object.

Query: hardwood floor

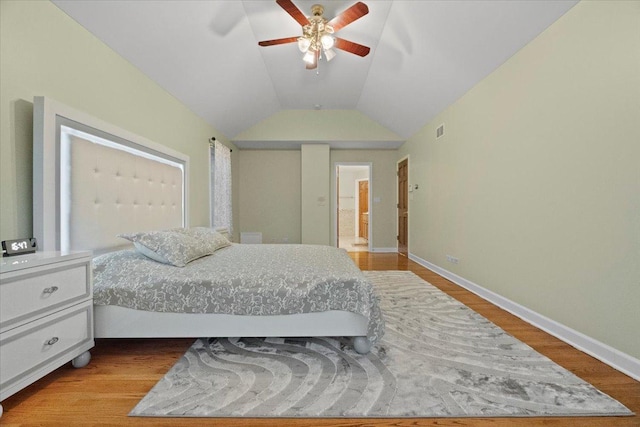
[2,252,638,426]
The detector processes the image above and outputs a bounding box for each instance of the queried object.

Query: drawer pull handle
[45,337,59,346]
[43,286,59,295]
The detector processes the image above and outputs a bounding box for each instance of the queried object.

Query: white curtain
[211,141,232,232]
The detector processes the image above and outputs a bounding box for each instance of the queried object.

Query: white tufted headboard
[33,97,190,254]
[62,133,184,253]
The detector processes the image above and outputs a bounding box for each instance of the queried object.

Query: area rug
[130,271,632,418]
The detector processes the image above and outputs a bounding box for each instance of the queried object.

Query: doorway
[397,157,408,257]
[335,164,371,252]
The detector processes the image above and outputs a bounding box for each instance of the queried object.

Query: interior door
[397,159,408,256]
[358,180,369,239]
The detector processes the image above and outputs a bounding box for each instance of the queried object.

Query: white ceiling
[52,0,578,146]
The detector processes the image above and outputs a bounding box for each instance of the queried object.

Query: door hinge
[397,235,399,240]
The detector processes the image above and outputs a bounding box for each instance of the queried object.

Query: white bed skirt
[94,305,369,339]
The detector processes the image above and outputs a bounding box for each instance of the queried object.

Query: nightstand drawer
[0,263,90,330]
[0,302,93,393]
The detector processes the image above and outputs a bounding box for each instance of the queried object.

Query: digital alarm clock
[1,237,38,256]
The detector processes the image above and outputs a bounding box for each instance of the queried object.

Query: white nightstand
[0,251,94,416]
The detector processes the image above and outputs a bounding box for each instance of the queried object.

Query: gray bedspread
[92,244,384,343]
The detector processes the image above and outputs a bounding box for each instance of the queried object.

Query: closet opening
[334,163,372,252]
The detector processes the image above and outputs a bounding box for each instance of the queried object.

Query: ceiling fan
[258,0,370,70]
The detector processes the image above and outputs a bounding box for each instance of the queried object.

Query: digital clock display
[2,238,38,256]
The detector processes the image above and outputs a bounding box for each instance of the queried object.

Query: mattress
[92,244,384,343]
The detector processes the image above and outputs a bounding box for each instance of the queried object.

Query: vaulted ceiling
[53,0,578,147]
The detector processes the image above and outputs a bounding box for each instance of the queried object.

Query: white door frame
[332,162,373,251]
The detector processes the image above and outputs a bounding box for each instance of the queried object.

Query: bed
[32,97,383,354]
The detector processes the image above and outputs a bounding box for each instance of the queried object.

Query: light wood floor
[2,253,638,426]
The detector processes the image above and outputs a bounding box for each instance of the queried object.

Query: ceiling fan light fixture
[258,1,370,70]
[298,37,311,52]
[303,50,316,64]
[320,34,335,50]
[324,48,336,61]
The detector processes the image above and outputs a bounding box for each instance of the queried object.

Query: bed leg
[353,336,371,354]
[72,351,91,368]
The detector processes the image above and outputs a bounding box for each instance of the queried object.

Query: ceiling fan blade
[258,36,299,47]
[328,2,369,32]
[276,0,310,26]
[334,38,370,57]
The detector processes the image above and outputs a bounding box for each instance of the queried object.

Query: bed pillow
[132,242,171,264]
[173,227,232,252]
[118,230,213,267]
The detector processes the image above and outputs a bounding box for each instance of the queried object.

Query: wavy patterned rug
[130,271,632,418]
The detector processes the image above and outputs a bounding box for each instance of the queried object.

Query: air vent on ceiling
[436,123,445,139]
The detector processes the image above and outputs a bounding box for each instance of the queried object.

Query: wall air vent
[436,123,445,139]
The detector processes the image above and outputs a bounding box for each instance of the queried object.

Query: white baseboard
[409,253,640,381]
[371,247,398,253]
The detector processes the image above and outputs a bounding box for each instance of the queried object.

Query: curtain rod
[209,137,232,152]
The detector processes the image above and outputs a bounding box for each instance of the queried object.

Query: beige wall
[399,1,640,358]
[235,110,403,144]
[301,145,331,245]
[238,149,398,249]
[0,0,238,242]
[238,150,301,244]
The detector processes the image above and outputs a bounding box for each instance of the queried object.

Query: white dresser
[0,251,94,416]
